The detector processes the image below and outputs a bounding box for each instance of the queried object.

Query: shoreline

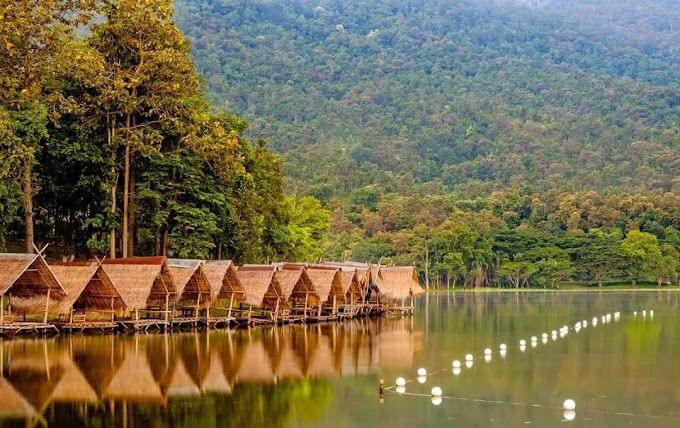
[422,287,680,293]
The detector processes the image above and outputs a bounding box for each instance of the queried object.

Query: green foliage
[621,230,662,284]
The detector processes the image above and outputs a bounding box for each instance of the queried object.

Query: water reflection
[0,317,419,426]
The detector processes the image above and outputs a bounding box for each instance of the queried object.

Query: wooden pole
[227,294,234,320]
[303,293,308,318]
[165,293,169,322]
[43,288,50,324]
[195,292,201,318]
[0,293,3,326]
[111,296,115,322]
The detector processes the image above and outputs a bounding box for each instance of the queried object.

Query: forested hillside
[176,0,678,195]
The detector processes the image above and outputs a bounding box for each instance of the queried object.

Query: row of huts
[0,252,423,335]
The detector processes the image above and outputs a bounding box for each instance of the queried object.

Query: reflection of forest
[0,317,419,426]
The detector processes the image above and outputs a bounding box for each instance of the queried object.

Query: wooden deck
[0,322,60,337]
[170,317,204,329]
[55,321,120,334]
[118,319,170,333]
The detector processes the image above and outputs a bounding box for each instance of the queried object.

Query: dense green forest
[0,0,329,262]
[1,0,678,288]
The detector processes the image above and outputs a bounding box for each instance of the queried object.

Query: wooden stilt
[227,294,234,320]
[43,288,51,325]
[164,294,169,322]
[1,293,4,326]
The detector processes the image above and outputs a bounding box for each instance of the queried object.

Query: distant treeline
[0,1,329,262]
[324,188,680,288]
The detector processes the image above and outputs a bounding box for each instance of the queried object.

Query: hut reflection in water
[0,317,417,426]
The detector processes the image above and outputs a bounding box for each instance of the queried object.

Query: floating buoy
[417,367,427,376]
[531,336,537,343]
[563,410,576,421]
[542,337,548,344]
[519,345,526,352]
[633,311,637,316]
[574,322,581,329]
[452,359,461,368]
[563,399,576,410]
[465,353,474,361]
[395,377,406,387]
[431,386,443,397]
[592,317,598,326]
[431,396,442,406]
[484,354,492,362]
[642,310,647,317]
[499,343,507,351]
[452,367,461,376]
[542,333,548,339]
[531,341,537,348]
[484,348,492,355]
[417,375,427,384]
[465,360,473,369]
[396,385,406,394]
[519,339,526,346]
[500,349,507,358]
[650,310,654,317]
[582,320,588,327]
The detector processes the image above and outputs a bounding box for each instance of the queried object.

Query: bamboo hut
[101,257,177,332]
[203,260,246,326]
[320,261,378,314]
[305,268,345,321]
[0,252,66,335]
[274,268,319,322]
[49,262,126,332]
[0,378,37,422]
[48,352,99,404]
[103,346,165,404]
[338,270,362,318]
[376,266,423,315]
[235,266,283,324]
[167,259,212,328]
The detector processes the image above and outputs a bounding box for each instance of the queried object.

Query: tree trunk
[162,229,169,256]
[424,243,429,291]
[122,139,130,258]
[23,160,34,253]
[632,279,637,287]
[108,117,117,259]
[128,170,135,257]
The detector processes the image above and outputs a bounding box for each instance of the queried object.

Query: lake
[0,290,678,427]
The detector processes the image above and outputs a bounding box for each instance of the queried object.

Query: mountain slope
[175,0,679,196]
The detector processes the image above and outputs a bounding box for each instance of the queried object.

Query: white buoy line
[383,308,665,422]
[386,309,647,396]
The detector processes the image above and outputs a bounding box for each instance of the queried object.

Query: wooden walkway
[0,322,59,337]
[55,321,120,334]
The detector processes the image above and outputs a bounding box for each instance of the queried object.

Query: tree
[91,0,201,257]
[535,258,574,289]
[654,244,679,286]
[498,261,537,288]
[621,230,661,286]
[0,0,95,252]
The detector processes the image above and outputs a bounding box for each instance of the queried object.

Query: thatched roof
[274,269,315,301]
[167,260,212,305]
[200,351,231,394]
[102,257,177,310]
[49,262,126,314]
[306,268,345,303]
[235,268,282,307]
[339,270,362,301]
[203,260,245,302]
[0,378,36,419]
[235,340,275,384]
[103,349,164,404]
[376,266,423,300]
[49,353,98,404]
[0,253,66,314]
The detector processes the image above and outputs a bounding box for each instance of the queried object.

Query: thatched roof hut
[376,266,424,300]
[49,353,99,404]
[0,253,66,314]
[101,257,177,311]
[305,268,345,305]
[49,262,126,316]
[274,268,319,307]
[0,378,36,420]
[103,347,164,404]
[339,270,362,303]
[167,259,212,307]
[235,267,282,309]
[203,260,245,303]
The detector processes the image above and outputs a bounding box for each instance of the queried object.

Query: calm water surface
[0,291,678,427]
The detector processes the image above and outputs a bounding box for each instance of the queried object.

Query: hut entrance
[203,261,246,327]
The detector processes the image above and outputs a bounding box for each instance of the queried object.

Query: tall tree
[0,0,94,252]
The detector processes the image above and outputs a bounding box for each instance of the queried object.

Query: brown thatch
[163,359,200,398]
[339,270,362,303]
[200,350,231,394]
[235,268,282,309]
[6,347,65,413]
[376,266,423,300]
[320,261,373,298]
[274,268,320,308]
[103,348,164,404]
[70,335,125,396]
[168,259,212,307]
[0,378,36,419]
[203,260,245,303]
[235,340,275,384]
[49,262,126,316]
[0,253,66,315]
[49,353,98,404]
[305,268,345,304]
[102,257,177,311]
